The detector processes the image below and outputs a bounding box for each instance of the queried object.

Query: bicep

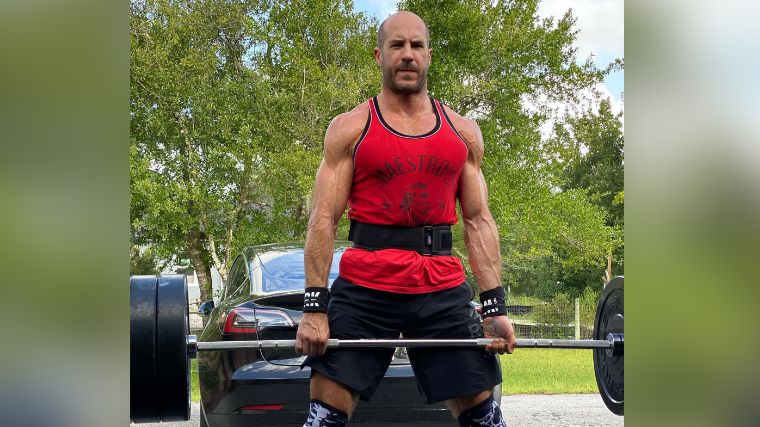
[457,124,489,221]
[458,161,490,221]
[310,125,354,223]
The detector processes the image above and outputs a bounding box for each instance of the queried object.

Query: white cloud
[537,0,624,61]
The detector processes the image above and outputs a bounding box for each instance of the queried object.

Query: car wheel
[200,403,209,427]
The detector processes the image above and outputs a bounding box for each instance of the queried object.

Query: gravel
[502,394,624,426]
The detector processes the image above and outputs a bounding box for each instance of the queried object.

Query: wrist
[303,287,330,313]
[479,287,506,318]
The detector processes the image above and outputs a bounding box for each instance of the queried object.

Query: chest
[380,112,438,136]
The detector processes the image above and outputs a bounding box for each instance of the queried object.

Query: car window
[224,256,247,299]
[250,249,342,294]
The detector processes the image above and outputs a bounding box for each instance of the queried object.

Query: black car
[197,242,499,426]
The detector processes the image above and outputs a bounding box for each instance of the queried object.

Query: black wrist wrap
[480,287,507,318]
[303,287,330,313]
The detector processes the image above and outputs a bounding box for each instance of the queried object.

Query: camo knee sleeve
[303,399,348,427]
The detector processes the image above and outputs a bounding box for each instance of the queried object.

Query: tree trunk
[605,251,613,283]
[187,228,213,304]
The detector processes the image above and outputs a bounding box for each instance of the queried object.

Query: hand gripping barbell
[130,276,624,422]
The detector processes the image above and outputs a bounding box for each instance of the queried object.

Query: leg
[310,371,359,417]
[446,389,505,427]
[444,389,493,419]
[302,278,401,426]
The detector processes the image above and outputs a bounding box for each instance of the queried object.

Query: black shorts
[302,276,502,404]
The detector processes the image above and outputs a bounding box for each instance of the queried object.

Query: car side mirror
[198,300,215,316]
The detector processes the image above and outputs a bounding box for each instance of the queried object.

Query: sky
[353,0,624,106]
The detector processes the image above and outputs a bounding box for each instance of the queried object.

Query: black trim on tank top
[438,100,467,144]
[352,106,372,161]
[372,96,441,138]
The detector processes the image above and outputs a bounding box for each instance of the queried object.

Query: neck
[376,89,431,117]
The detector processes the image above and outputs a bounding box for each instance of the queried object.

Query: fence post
[574,297,580,340]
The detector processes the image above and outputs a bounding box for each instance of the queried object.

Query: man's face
[374,17,432,95]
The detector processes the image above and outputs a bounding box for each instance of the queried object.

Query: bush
[533,292,573,334]
[579,285,601,329]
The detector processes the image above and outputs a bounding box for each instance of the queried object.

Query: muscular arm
[303,116,356,287]
[453,110,516,354]
[456,120,502,293]
[297,105,365,356]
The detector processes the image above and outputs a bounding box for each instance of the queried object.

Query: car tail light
[223,308,294,334]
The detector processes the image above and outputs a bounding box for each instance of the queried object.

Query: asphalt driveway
[131,394,623,426]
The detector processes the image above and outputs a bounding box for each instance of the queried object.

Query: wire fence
[507,291,600,340]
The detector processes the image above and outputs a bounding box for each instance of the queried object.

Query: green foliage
[534,292,571,325]
[579,285,600,333]
[551,98,625,288]
[130,245,163,275]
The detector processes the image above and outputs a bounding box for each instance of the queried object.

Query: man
[295,11,517,427]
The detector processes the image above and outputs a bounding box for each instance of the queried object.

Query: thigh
[403,282,482,340]
[303,277,404,401]
[404,283,502,404]
[327,277,406,340]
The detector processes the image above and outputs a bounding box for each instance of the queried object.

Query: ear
[428,48,433,61]
[373,47,382,67]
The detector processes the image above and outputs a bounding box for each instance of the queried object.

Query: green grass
[499,349,598,395]
[191,358,200,402]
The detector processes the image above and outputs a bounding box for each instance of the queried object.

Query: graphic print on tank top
[340,97,469,293]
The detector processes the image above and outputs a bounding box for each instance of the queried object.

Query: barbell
[130,275,624,422]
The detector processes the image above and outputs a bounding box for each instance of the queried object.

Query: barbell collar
[605,332,624,357]
[187,335,197,359]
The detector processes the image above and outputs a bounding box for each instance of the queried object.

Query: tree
[130,0,378,300]
[551,98,625,290]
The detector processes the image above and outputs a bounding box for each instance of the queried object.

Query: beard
[382,63,429,95]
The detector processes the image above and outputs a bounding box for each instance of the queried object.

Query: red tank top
[339,96,468,294]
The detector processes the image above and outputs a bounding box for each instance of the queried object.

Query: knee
[444,389,493,419]
[447,391,505,427]
[310,372,359,416]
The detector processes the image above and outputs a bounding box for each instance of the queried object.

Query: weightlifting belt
[348,220,453,255]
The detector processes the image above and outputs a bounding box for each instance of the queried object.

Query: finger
[295,339,303,354]
[492,339,503,355]
[302,338,313,356]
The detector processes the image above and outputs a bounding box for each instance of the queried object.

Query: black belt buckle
[421,225,451,255]
[421,226,434,255]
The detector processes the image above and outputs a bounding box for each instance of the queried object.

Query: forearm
[463,212,502,293]
[304,210,337,288]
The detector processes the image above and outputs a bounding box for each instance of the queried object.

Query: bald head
[377,11,430,49]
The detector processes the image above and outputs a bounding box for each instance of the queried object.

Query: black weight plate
[130,276,160,423]
[156,275,191,422]
[594,276,624,415]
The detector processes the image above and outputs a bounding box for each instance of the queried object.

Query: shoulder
[440,103,483,156]
[325,101,370,153]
